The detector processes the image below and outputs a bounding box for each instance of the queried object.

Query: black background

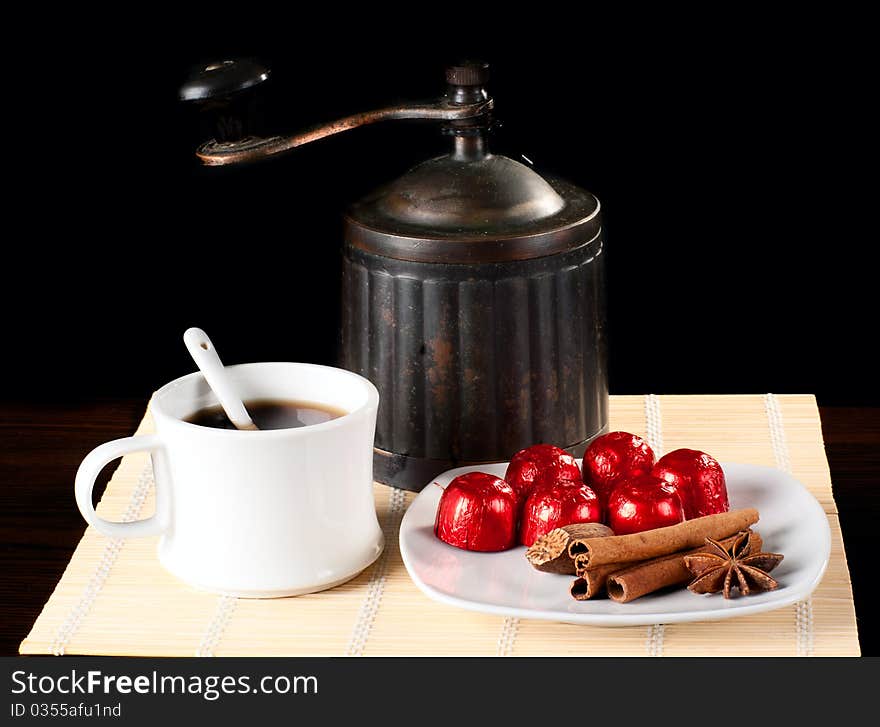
[3,11,873,406]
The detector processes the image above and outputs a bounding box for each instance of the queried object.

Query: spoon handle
[183,327,258,430]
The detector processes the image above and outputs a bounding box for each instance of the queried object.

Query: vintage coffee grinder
[182,59,608,490]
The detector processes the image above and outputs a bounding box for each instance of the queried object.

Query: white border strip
[51,463,154,656]
[643,394,666,656]
[346,487,407,656]
[764,393,814,657]
[196,595,238,657]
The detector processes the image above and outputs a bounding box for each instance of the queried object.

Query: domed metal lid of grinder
[346,62,599,265]
[346,155,599,264]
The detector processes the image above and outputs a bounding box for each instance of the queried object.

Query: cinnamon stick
[525,523,615,574]
[570,561,631,600]
[567,508,759,568]
[605,531,763,603]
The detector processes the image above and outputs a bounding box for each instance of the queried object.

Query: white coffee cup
[74,362,384,597]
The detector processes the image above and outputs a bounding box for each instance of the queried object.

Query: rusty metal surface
[346,176,600,264]
[355,154,565,230]
[196,98,494,165]
[341,231,608,490]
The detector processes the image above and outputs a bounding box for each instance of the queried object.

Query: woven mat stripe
[644,393,664,457]
[643,394,666,657]
[497,617,520,656]
[50,463,154,656]
[346,487,407,656]
[765,393,814,656]
[196,596,238,657]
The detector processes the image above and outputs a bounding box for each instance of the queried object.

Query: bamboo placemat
[21,394,859,656]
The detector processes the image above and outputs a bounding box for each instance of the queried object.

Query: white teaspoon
[183,327,258,431]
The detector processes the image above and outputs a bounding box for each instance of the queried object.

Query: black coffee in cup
[185,400,347,430]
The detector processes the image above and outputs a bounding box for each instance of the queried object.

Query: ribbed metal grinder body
[341,156,608,491]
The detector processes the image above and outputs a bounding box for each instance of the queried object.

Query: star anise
[684,531,784,599]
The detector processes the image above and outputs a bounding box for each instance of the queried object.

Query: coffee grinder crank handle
[180,59,494,165]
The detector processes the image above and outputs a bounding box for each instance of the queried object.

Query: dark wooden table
[1,400,876,656]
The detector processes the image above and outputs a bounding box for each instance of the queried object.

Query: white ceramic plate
[399,462,830,626]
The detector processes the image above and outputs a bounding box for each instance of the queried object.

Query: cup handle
[75,434,167,538]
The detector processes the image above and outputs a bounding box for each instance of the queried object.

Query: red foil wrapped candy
[434,472,518,552]
[582,431,656,508]
[504,444,581,503]
[519,479,602,547]
[606,474,684,535]
[652,448,729,519]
